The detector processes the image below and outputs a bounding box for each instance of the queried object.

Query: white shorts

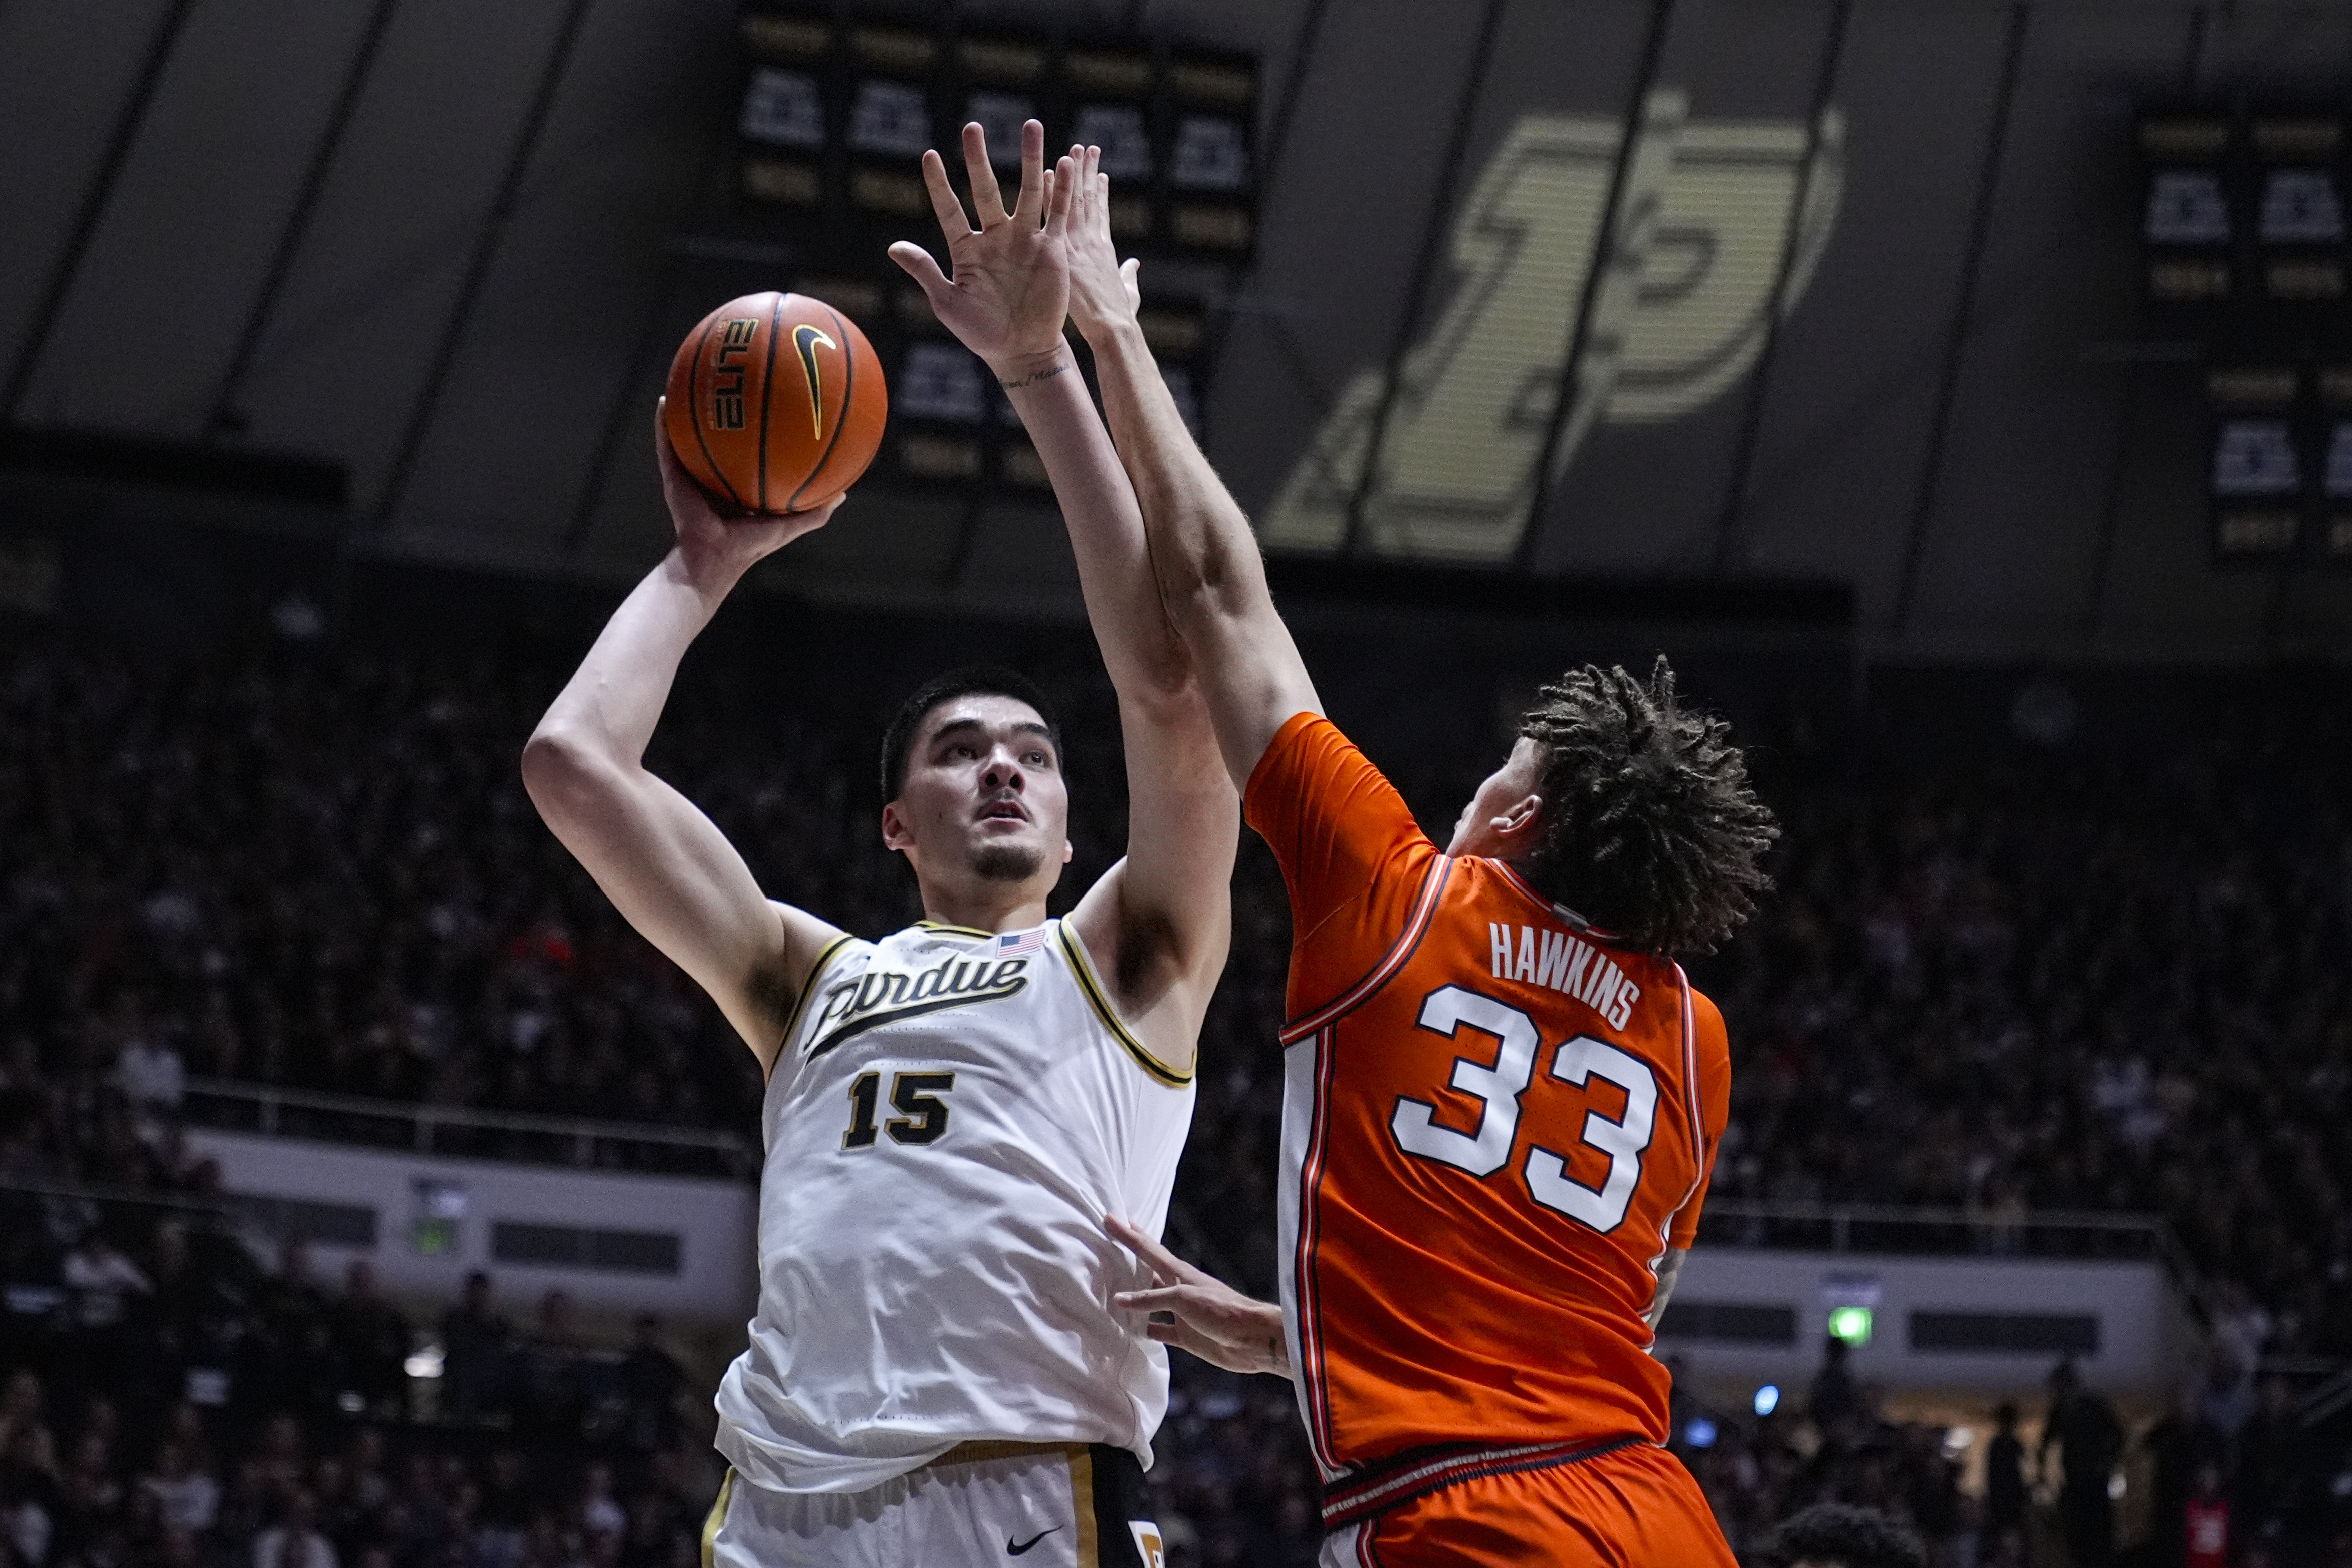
[702,1443,1168,1568]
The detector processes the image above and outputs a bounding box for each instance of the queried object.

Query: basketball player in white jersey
[522,121,1233,1566]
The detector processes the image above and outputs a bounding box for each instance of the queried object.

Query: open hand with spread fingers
[1106,1215,1292,1380]
[887,118,1075,386]
[1062,143,1143,343]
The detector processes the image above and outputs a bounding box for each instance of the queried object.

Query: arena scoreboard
[2204,363,2352,568]
[727,5,1257,494]
[2139,108,2352,568]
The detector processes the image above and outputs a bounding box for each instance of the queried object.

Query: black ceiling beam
[1193,0,1336,442]
[207,0,404,441]
[1515,0,1684,571]
[3,0,201,421]
[1886,0,2033,643]
[368,0,599,538]
[1336,0,1509,560]
[563,64,752,553]
[1709,0,1852,576]
[1513,0,1678,576]
[2080,2,2210,651]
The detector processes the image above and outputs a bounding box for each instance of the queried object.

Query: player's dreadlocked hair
[1515,657,1776,956]
[1758,1503,1928,1568]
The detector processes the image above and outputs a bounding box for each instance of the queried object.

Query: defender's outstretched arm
[521,416,846,1073]
[891,124,1234,1067]
[1061,152,1323,792]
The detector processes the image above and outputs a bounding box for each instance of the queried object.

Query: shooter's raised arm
[520,425,846,1074]
[889,122,1234,1069]
[1059,148,1324,791]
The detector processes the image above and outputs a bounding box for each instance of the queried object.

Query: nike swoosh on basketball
[1006,1527,1060,1555]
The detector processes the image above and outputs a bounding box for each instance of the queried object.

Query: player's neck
[915,881,1051,935]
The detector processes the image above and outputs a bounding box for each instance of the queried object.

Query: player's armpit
[1065,693,1236,1070]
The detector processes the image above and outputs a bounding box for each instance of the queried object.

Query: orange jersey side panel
[1246,715,1731,1472]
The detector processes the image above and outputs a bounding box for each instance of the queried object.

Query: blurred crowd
[4,621,2352,1565]
[1677,1336,2352,1568]
[1695,691,2352,1362]
[0,1169,728,1568]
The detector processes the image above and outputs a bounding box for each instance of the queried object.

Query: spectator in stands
[439,1272,509,1422]
[2042,1359,2124,1568]
[576,1462,626,1543]
[329,1263,410,1421]
[612,1318,681,1459]
[1758,1502,1928,1568]
[113,1028,186,1113]
[2234,1373,2300,1543]
[0,1373,54,1478]
[2185,1458,2230,1568]
[139,1438,221,1534]
[252,1489,336,1568]
[474,1449,532,1568]
[1808,1336,1865,1445]
[514,1292,584,1445]
[1982,1400,2028,1554]
[61,1229,151,1397]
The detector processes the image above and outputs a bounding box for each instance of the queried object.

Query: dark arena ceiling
[3,0,2351,662]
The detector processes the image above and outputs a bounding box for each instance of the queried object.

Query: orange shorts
[1323,1440,1735,1568]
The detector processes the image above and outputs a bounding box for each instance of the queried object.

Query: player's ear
[1489,793,1543,844]
[880,801,914,854]
[1061,839,1074,865]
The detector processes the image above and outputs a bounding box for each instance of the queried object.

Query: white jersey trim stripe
[772,934,857,1076]
[1277,858,1451,1046]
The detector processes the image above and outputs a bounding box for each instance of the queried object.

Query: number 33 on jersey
[1243,715,1731,1474]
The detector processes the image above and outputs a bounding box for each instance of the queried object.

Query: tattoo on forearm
[998,360,1071,391]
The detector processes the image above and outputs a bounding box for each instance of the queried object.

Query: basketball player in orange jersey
[1045,148,1777,1563]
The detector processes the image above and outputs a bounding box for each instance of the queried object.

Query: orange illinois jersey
[1243,714,1731,1476]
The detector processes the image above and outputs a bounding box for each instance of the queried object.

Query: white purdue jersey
[713,917,1197,1496]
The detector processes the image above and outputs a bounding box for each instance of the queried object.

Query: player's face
[885,695,1073,887]
[1444,735,1545,857]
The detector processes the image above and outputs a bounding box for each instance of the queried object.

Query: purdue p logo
[1263,90,1844,563]
[1128,1523,1165,1568]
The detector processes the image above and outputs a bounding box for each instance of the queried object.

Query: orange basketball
[662,292,888,514]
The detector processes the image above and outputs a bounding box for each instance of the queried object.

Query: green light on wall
[1827,1305,1874,1346]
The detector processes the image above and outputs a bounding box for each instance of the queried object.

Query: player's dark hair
[1514,657,1776,955]
[879,666,1063,803]
[1758,1503,1928,1568]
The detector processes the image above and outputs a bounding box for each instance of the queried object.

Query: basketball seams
[755,293,784,512]
[787,303,856,512]
[684,313,746,510]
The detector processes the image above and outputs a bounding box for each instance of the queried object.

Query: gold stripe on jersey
[698,1469,733,1568]
[1068,1446,1100,1567]
[778,934,856,1059]
[915,919,997,939]
[1055,924,1193,1087]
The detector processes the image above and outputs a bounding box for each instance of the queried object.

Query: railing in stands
[179,1077,757,1180]
[1694,1196,2167,1261]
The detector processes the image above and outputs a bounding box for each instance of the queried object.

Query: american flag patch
[996,928,1046,956]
